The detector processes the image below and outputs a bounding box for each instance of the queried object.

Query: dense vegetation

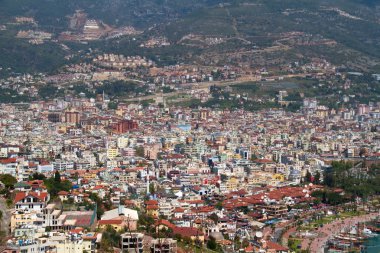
[96,80,149,98]
[323,161,380,199]
[0,31,66,75]
[43,171,72,197]
[38,85,64,100]
[0,174,17,189]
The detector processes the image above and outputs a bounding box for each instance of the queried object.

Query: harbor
[325,216,380,253]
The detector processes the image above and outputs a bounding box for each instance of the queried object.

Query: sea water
[364,235,380,253]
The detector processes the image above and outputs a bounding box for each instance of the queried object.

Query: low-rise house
[172,226,204,242]
[100,205,138,231]
[14,191,49,211]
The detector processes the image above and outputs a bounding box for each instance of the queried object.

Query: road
[123,73,312,102]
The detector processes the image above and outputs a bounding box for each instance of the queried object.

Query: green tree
[39,85,64,99]
[207,237,217,250]
[54,171,61,183]
[174,233,182,242]
[30,172,46,180]
[44,173,72,198]
[314,171,321,184]
[305,170,312,183]
[0,174,17,189]
[220,174,228,182]
[149,183,155,194]
[323,171,335,187]
[108,102,118,110]
[135,146,145,157]
[98,225,121,252]
[182,236,192,246]
[215,201,223,210]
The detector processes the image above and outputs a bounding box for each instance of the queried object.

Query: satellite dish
[256,231,263,238]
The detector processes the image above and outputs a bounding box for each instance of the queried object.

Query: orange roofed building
[14,191,49,211]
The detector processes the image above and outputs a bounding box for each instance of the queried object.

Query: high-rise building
[113,120,138,133]
[65,111,81,124]
[48,112,61,123]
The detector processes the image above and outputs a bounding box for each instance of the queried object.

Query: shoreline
[301,213,379,253]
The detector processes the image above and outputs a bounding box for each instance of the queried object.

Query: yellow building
[57,125,67,134]
[97,219,126,231]
[248,172,285,186]
[146,207,159,217]
[11,211,41,232]
[83,171,97,180]
[226,177,239,191]
[107,147,119,159]
[272,174,285,182]
[115,109,124,117]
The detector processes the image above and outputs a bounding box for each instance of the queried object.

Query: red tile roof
[98,219,123,225]
[69,227,84,234]
[265,241,288,251]
[192,206,215,213]
[0,158,17,164]
[58,191,69,196]
[145,200,158,205]
[173,226,204,237]
[254,158,274,164]
[245,244,255,253]
[14,191,49,203]
[155,219,176,229]
[173,207,185,213]
[146,205,159,210]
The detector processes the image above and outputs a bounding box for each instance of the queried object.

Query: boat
[362,227,377,237]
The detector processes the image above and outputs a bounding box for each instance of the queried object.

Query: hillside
[0,0,379,74]
[149,0,380,70]
[0,0,221,29]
